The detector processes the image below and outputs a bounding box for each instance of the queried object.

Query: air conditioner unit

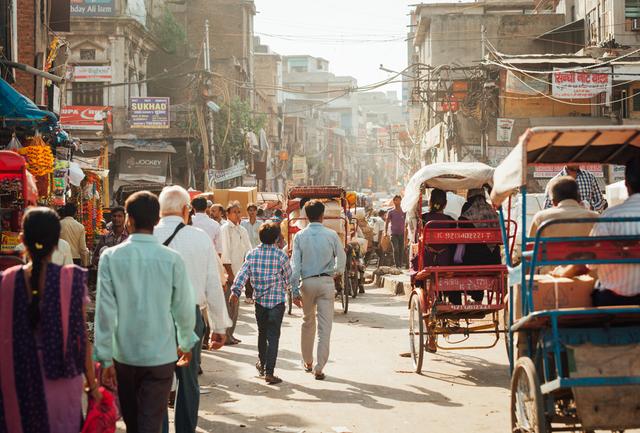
[632,19,640,31]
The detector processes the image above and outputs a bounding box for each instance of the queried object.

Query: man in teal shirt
[94,191,198,433]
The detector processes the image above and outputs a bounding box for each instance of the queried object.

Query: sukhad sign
[129,97,170,129]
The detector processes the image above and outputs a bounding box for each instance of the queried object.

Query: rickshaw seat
[415,264,507,282]
[526,238,640,263]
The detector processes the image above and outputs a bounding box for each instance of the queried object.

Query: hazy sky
[253,0,412,95]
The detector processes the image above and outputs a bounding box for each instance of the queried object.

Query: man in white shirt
[240,203,262,303]
[155,186,231,433]
[220,202,253,345]
[52,238,73,266]
[59,203,90,266]
[191,197,222,254]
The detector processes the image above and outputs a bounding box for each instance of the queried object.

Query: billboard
[118,149,170,183]
[70,0,115,16]
[60,106,112,131]
[129,97,170,129]
[552,68,611,99]
[71,65,112,82]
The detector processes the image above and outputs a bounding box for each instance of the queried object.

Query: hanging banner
[70,0,115,16]
[505,71,548,95]
[129,97,170,129]
[60,106,112,130]
[71,65,112,82]
[496,118,515,142]
[552,67,611,99]
[118,149,169,183]
[208,160,246,186]
[292,156,308,183]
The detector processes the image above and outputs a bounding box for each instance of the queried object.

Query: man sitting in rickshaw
[557,157,640,306]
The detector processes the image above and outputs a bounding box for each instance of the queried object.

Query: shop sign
[118,149,169,183]
[533,163,604,178]
[505,71,548,95]
[208,160,246,186]
[60,106,112,131]
[242,174,257,187]
[292,156,308,183]
[72,65,112,82]
[70,0,115,16]
[496,118,515,142]
[552,67,611,99]
[129,97,170,129]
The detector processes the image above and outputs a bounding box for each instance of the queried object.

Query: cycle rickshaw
[403,162,516,373]
[492,126,640,432]
[286,186,354,314]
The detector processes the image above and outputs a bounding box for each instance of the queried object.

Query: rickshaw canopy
[401,162,494,214]
[490,126,640,207]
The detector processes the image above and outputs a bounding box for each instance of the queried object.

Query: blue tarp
[0,78,57,127]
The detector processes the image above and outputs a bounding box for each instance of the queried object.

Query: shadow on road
[416,352,509,389]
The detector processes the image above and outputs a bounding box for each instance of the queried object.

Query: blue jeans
[255,303,285,376]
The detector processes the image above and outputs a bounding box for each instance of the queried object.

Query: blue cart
[492,126,640,432]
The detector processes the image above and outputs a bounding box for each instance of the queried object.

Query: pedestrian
[209,203,225,224]
[155,186,231,433]
[230,222,292,385]
[0,207,100,433]
[543,164,607,212]
[291,200,346,380]
[385,195,408,268]
[241,203,262,304]
[94,191,198,433]
[59,202,90,266]
[220,201,253,345]
[92,206,129,267]
[191,197,223,254]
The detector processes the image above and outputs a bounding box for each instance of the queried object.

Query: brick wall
[15,0,36,100]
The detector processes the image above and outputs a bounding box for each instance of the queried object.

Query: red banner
[60,106,112,131]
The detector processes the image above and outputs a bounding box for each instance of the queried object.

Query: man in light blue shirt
[94,191,198,433]
[291,200,346,380]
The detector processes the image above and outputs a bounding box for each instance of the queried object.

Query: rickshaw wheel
[503,303,511,360]
[409,294,425,374]
[511,357,547,433]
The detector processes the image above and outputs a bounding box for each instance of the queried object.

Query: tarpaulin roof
[0,78,57,127]
[490,126,640,207]
[401,162,494,214]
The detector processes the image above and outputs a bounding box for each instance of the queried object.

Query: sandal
[265,375,283,385]
[256,361,265,377]
[314,372,326,381]
[302,362,313,373]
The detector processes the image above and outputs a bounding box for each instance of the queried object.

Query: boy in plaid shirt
[230,222,292,384]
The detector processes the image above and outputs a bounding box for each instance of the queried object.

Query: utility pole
[201,19,215,190]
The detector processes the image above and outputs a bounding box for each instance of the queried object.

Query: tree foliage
[150,7,186,54]
[213,98,266,167]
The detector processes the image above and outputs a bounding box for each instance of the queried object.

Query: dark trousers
[592,289,640,306]
[114,360,175,433]
[255,302,285,376]
[391,234,406,268]
[449,291,484,305]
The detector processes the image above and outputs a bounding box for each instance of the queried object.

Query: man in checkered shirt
[230,222,292,385]
[543,164,608,212]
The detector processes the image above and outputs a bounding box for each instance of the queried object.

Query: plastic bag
[6,133,22,150]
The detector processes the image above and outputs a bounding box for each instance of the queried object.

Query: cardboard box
[515,274,595,318]
[211,189,229,207]
[228,187,258,217]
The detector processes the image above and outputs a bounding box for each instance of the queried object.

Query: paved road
[168,285,511,433]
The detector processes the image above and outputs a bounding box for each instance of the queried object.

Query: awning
[536,19,585,39]
[0,78,57,128]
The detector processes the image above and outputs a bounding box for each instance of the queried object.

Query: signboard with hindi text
[552,68,611,99]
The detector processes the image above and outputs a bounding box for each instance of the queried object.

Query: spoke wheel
[409,295,425,374]
[511,357,547,433]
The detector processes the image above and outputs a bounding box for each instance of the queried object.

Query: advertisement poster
[552,67,611,99]
[70,0,115,16]
[60,106,112,130]
[496,118,515,142]
[72,65,112,82]
[118,149,169,183]
[208,160,246,186]
[129,97,170,129]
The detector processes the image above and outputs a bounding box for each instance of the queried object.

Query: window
[80,49,96,61]
[627,0,640,18]
[632,89,640,111]
[72,82,104,105]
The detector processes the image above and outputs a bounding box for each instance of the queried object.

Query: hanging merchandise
[16,134,55,177]
[5,133,22,151]
[79,172,103,251]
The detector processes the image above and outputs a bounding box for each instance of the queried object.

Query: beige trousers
[300,276,335,373]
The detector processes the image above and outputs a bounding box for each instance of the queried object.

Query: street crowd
[2,158,640,433]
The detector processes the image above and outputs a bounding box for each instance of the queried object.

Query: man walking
[59,203,90,266]
[92,206,129,267]
[230,222,292,384]
[241,203,261,303]
[291,200,346,380]
[94,191,198,433]
[191,197,222,254]
[543,164,607,212]
[220,202,253,345]
[155,186,231,433]
[385,195,407,268]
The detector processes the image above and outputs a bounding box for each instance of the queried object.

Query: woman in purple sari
[0,207,100,433]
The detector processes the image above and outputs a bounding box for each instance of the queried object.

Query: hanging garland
[16,135,55,177]
[81,172,103,250]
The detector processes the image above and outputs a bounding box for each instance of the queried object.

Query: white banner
[72,65,112,82]
[496,118,515,142]
[552,67,611,99]
[209,160,246,186]
[292,156,308,182]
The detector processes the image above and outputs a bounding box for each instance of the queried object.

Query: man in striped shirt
[230,222,292,384]
[543,165,607,213]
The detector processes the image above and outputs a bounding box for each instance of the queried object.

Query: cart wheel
[409,295,424,374]
[503,305,511,360]
[511,357,547,433]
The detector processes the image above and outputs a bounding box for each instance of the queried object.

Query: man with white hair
[154,185,231,433]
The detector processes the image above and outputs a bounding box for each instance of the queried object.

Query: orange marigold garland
[16,135,54,177]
